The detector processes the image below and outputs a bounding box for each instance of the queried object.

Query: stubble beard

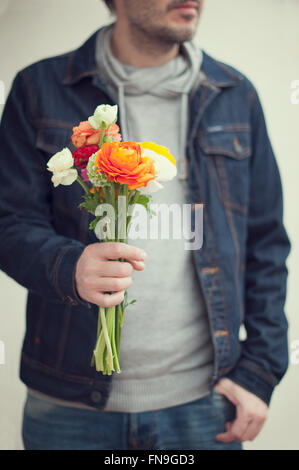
[128,19,198,56]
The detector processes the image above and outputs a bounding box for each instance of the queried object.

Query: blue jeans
[22,390,242,450]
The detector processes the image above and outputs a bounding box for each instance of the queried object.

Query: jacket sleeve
[226,86,291,405]
[0,71,86,306]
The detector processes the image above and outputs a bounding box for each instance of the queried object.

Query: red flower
[73,145,99,169]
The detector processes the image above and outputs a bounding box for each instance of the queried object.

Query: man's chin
[166,24,197,42]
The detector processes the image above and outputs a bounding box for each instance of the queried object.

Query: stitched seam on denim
[238,360,278,387]
[21,70,39,122]
[198,125,251,135]
[204,125,251,133]
[64,51,75,84]
[55,305,72,370]
[216,61,244,82]
[73,70,98,82]
[215,157,245,325]
[189,145,230,360]
[36,141,62,155]
[207,272,226,332]
[206,156,223,204]
[205,155,248,214]
[201,146,251,160]
[209,277,230,366]
[224,200,248,215]
[194,165,230,334]
[249,88,258,109]
[220,366,232,375]
[34,119,74,130]
[189,87,220,142]
[33,300,47,356]
[22,352,96,385]
[53,245,73,300]
[190,147,229,325]
[71,261,89,306]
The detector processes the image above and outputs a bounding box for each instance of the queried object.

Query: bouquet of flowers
[46,105,177,375]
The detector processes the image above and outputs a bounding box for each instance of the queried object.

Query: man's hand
[75,242,146,307]
[214,377,268,443]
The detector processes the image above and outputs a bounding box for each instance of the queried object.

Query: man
[0,0,290,450]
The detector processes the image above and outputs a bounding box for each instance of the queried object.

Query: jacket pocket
[198,128,252,213]
[35,123,73,156]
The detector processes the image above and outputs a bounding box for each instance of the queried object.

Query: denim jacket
[0,29,290,408]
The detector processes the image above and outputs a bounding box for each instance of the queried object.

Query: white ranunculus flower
[138,145,177,194]
[47,148,74,173]
[139,180,163,194]
[88,104,118,130]
[142,148,177,183]
[51,169,78,188]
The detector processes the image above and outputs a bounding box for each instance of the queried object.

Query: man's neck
[110,21,180,68]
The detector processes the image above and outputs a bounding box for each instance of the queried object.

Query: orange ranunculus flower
[95,142,156,190]
[71,121,121,148]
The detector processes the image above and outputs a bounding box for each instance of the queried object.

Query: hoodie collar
[63,27,242,90]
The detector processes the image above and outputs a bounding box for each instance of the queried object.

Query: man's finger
[240,418,265,442]
[130,260,146,271]
[98,261,134,278]
[216,407,250,443]
[96,276,133,292]
[99,242,147,261]
[93,290,125,308]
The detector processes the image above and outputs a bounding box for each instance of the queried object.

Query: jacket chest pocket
[198,129,252,214]
[36,125,74,156]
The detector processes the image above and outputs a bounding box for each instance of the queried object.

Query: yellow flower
[141,142,176,166]
[139,142,177,193]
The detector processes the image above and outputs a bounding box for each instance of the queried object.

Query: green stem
[99,307,114,371]
[109,308,121,373]
[93,329,105,371]
[115,303,123,358]
[99,124,106,149]
[127,190,140,233]
[91,305,103,367]
[76,176,90,195]
[92,185,131,375]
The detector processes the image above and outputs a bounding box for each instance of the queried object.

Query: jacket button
[90,390,102,403]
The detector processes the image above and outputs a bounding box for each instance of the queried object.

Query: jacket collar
[63,27,242,90]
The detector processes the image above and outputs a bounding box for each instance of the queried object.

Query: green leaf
[89,217,101,231]
[136,194,151,207]
[131,193,154,215]
[78,193,101,215]
[124,298,137,308]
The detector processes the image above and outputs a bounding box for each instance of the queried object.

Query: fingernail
[135,261,145,269]
[140,251,147,260]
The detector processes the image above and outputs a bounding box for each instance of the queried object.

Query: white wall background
[0,0,298,450]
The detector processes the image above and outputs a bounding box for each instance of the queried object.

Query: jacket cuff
[53,243,91,308]
[225,358,278,405]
